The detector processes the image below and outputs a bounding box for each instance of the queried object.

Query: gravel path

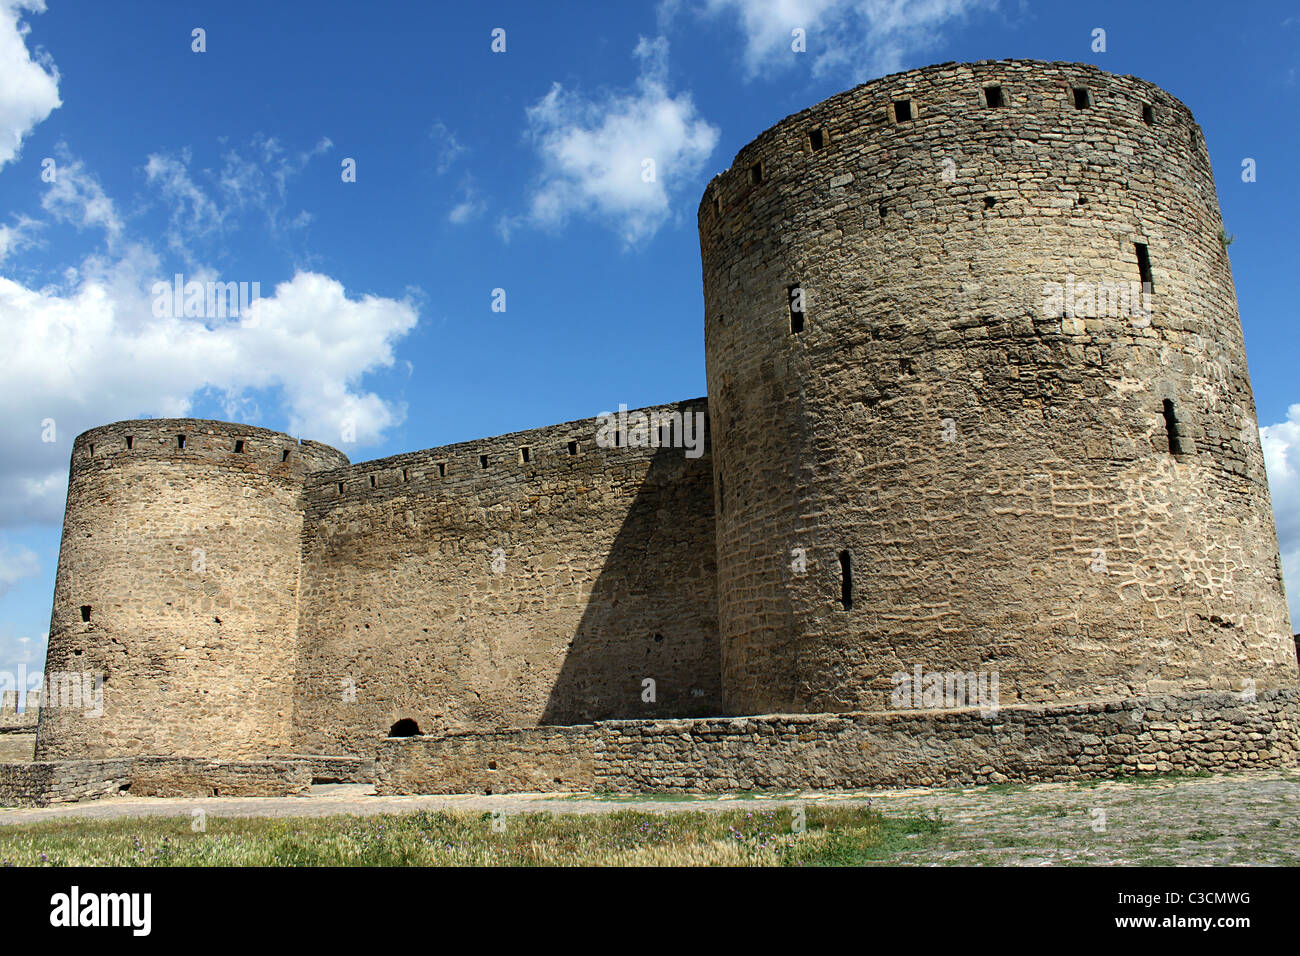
[3,770,1297,864]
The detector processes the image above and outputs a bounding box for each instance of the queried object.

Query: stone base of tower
[375,688,1300,794]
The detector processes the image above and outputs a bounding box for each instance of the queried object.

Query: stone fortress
[5,59,1297,805]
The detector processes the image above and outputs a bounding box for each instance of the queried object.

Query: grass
[0,805,949,867]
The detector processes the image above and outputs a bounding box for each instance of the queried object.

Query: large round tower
[35,420,348,759]
[700,60,1295,715]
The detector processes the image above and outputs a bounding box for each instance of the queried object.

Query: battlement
[701,59,1205,225]
[71,418,349,480]
[304,398,709,513]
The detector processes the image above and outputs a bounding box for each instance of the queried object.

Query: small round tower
[699,60,1295,715]
[35,420,348,759]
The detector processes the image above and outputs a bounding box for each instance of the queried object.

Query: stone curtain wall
[36,420,349,760]
[375,689,1300,795]
[699,59,1296,716]
[293,400,720,756]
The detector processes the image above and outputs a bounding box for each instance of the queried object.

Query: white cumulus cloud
[695,0,996,82]
[0,0,60,170]
[520,36,719,245]
[0,540,39,596]
[0,260,418,526]
[0,148,419,530]
[1261,404,1300,630]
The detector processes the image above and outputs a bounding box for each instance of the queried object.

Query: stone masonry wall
[700,59,1295,715]
[0,759,133,807]
[36,420,348,760]
[375,727,598,795]
[374,689,1300,794]
[293,399,720,756]
[128,756,311,797]
[597,689,1300,791]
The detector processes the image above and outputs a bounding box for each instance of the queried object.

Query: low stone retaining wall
[375,689,1300,794]
[0,759,133,807]
[128,757,312,797]
[376,726,599,795]
[269,753,375,784]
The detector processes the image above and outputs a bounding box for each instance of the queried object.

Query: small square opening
[437,462,446,477]
[80,605,91,623]
[1142,103,1154,125]
[749,161,763,185]
[808,128,825,151]
[567,440,579,456]
[520,446,530,463]
[893,99,913,122]
[125,436,133,450]
[984,85,1004,108]
[1072,87,1091,109]
[177,435,186,450]
[479,455,489,469]
[282,449,290,462]
[234,440,244,453]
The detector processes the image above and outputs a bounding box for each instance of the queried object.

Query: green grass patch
[0,805,948,867]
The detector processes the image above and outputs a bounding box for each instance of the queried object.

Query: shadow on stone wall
[540,440,723,724]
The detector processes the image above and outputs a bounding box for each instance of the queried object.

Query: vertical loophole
[788,283,805,334]
[1135,242,1154,293]
[1163,400,1183,455]
[838,551,852,610]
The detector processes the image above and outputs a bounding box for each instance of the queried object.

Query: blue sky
[1,0,1298,686]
